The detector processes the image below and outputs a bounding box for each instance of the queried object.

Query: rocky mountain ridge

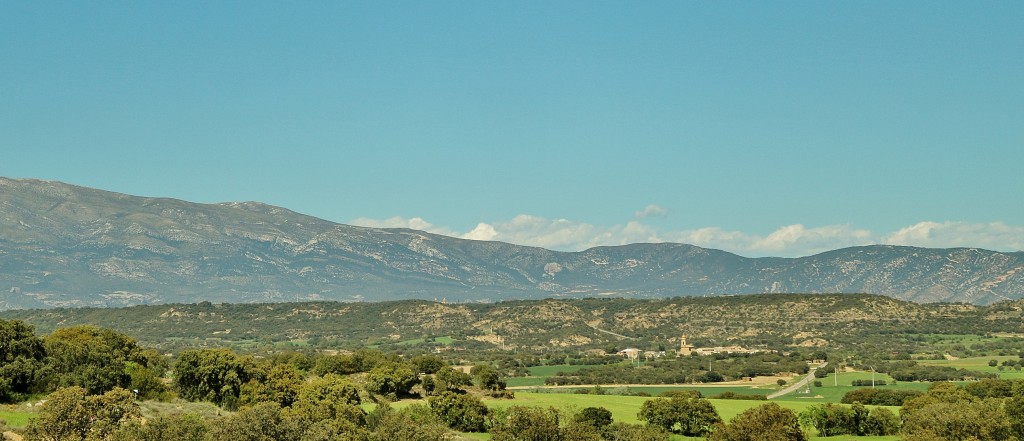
[1,177,1022,309]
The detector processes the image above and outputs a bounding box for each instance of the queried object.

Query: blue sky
[2,2,1022,257]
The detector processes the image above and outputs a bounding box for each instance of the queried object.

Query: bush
[25,387,141,441]
[711,391,767,400]
[427,391,489,432]
[638,394,720,436]
[708,402,806,441]
[840,388,922,406]
[574,406,613,428]
[491,406,561,441]
[365,363,419,399]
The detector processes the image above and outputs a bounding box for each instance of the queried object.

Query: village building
[679,334,694,356]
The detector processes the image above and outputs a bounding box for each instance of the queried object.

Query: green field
[774,371,934,403]
[506,364,589,387]
[388,391,901,440]
[485,392,898,440]
[0,408,34,429]
[918,355,1024,379]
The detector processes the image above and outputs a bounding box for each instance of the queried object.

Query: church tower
[679,334,694,356]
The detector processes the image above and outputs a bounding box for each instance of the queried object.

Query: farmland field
[918,355,1024,379]
[506,364,589,387]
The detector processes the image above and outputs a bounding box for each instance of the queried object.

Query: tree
[239,363,303,407]
[207,402,304,441]
[574,406,613,429]
[43,325,158,395]
[25,386,140,441]
[290,374,363,425]
[365,403,451,441]
[435,366,473,392]
[638,394,720,436]
[410,355,446,374]
[428,391,489,433]
[173,348,263,407]
[365,363,419,399]
[861,407,900,436]
[902,398,1012,441]
[313,354,361,376]
[601,423,669,441]
[110,413,210,441]
[471,364,506,392]
[707,402,807,441]
[490,406,561,441]
[0,319,46,402]
[1008,396,1024,440]
[799,403,854,437]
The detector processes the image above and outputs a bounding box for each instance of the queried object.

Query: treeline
[545,352,811,385]
[6,294,1024,358]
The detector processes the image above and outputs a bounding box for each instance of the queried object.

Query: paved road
[767,363,826,399]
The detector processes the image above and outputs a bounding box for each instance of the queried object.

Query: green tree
[312,354,360,376]
[862,407,900,436]
[410,355,446,374]
[490,406,561,441]
[290,374,363,425]
[799,403,854,437]
[708,402,807,441]
[0,319,47,402]
[110,413,210,441]
[902,398,1012,441]
[428,391,489,432]
[638,394,720,436]
[207,402,303,441]
[365,363,419,399]
[602,423,669,441]
[24,386,140,441]
[1008,396,1024,440]
[574,406,613,429]
[43,326,160,395]
[366,403,451,441]
[173,348,263,407]
[239,363,303,407]
[435,366,473,392]
[471,364,505,392]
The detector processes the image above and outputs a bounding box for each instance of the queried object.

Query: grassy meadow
[918,355,1024,379]
[385,391,902,440]
[0,406,34,429]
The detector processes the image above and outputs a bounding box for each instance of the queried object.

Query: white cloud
[349,216,459,237]
[883,221,1024,250]
[463,223,499,241]
[634,204,668,219]
[350,215,1023,257]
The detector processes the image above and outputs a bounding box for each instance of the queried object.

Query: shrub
[427,391,489,432]
[708,402,806,441]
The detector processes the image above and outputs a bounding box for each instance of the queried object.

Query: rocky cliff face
[2,177,1022,309]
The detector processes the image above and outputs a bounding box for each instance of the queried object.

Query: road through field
[768,362,826,399]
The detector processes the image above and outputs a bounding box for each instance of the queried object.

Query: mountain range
[1,177,1022,310]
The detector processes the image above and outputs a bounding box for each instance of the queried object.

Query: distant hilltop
[1,176,1023,310]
